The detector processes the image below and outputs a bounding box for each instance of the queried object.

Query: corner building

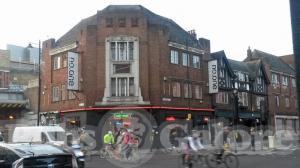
[41,5,213,143]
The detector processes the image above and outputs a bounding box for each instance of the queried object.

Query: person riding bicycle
[103,131,115,147]
[181,130,204,168]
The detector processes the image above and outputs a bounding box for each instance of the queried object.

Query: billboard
[67,52,79,90]
[208,60,218,93]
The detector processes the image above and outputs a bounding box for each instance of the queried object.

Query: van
[12,126,66,145]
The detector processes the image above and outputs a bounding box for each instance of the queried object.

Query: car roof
[14,126,65,132]
[0,143,69,157]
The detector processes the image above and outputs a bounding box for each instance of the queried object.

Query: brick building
[245,49,298,133]
[40,5,213,144]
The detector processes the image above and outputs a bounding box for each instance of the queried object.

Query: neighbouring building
[211,50,269,130]
[245,48,299,134]
[40,5,213,147]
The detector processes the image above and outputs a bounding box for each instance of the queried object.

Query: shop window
[66,117,81,130]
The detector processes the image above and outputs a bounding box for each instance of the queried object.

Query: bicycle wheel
[205,153,219,168]
[224,153,239,168]
[99,149,108,159]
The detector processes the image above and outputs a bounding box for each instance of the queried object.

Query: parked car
[0,143,78,168]
[12,126,66,145]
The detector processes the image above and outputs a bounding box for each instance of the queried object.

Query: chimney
[247,46,252,60]
[188,29,197,39]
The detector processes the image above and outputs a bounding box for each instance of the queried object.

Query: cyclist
[103,131,115,147]
[181,130,204,168]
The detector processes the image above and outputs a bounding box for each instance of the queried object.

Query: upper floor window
[216,92,228,104]
[220,58,225,67]
[238,92,248,106]
[282,76,288,86]
[118,17,126,27]
[192,55,200,68]
[53,56,61,70]
[256,96,265,109]
[183,83,192,98]
[257,77,262,84]
[170,50,179,64]
[110,42,134,61]
[52,86,60,102]
[194,85,202,100]
[172,82,181,97]
[61,84,67,101]
[106,18,113,27]
[285,97,290,108]
[182,53,189,66]
[111,77,135,97]
[68,90,76,100]
[131,17,139,27]
[292,78,296,87]
[271,73,279,85]
[275,95,280,107]
[219,69,225,78]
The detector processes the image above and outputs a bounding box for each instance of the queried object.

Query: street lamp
[232,81,239,153]
[27,40,41,126]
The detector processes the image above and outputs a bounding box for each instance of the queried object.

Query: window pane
[192,55,200,68]
[119,78,127,96]
[114,64,130,73]
[182,53,189,66]
[129,77,134,96]
[111,78,116,97]
[171,50,178,64]
[110,42,116,60]
[129,42,134,60]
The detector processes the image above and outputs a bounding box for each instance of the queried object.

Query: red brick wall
[41,11,212,112]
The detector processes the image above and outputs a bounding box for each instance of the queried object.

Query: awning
[215,110,261,119]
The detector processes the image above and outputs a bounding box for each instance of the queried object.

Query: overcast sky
[0,0,293,61]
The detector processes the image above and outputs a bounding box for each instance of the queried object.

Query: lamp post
[27,40,41,126]
[232,81,239,153]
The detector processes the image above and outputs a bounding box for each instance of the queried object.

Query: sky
[0,0,293,61]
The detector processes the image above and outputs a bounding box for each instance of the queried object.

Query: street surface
[85,148,300,168]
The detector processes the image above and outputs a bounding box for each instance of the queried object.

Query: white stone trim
[168,42,205,54]
[275,115,299,119]
[101,36,145,104]
[49,42,78,56]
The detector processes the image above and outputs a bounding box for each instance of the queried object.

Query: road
[85,149,300,168]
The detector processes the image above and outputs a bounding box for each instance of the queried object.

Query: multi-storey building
[40,5,213,145]
[211,50,269,129]
[245,49,298,133]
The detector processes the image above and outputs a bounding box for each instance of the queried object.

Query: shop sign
[208,60,218,93]
[67,52,79,90]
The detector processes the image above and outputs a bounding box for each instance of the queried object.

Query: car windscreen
[47,131,66,141]
[23,155,73,168]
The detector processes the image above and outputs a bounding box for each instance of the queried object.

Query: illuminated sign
[113,113,132,119]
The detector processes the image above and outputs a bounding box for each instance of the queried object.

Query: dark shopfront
[58,107,214,148]
[215,109,262,129]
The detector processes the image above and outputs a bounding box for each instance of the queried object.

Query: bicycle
[178,151,206,168]
[99,144,115,159]
[205,148,239,168]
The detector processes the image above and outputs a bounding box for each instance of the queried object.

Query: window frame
[170,50,179,64]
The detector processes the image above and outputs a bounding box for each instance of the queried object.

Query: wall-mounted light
[9,115,14,119]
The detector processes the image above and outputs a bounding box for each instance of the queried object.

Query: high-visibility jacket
[103,134,115,144]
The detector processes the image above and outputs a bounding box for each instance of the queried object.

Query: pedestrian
[250,127,255,151]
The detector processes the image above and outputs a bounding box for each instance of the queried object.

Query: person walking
[250,127,256,151]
